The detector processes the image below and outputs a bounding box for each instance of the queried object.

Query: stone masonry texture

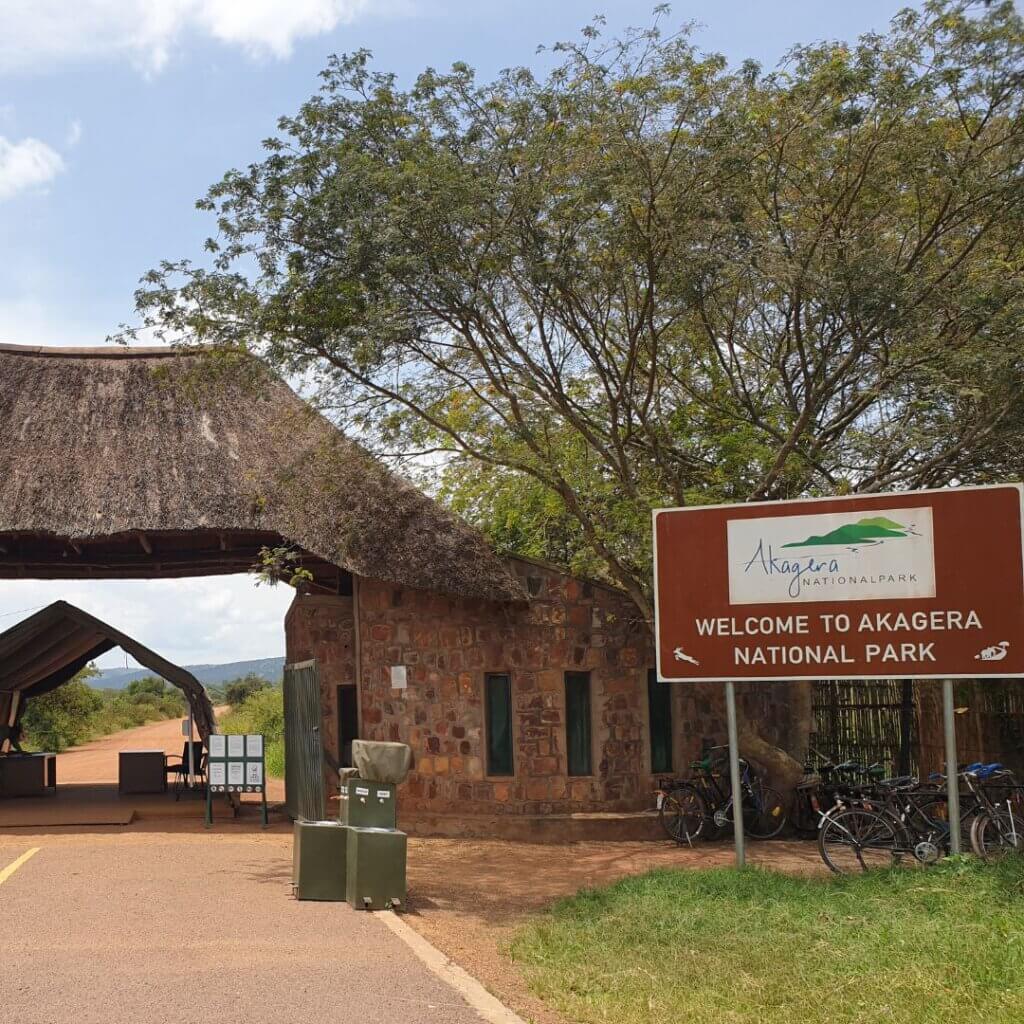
[285,558,791,819]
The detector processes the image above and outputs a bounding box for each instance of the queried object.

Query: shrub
[219,685,285,778]
[21,673,104,752]
[223,673,272,707]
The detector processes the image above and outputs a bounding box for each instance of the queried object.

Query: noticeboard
[207,733,265,794]
[653,484,1024,682]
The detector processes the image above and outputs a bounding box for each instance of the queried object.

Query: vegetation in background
[511,860,1024,1024]
[129,1,1024,780]
[204,672,272,705]
[22,669,187,753]
[218,684,285,778]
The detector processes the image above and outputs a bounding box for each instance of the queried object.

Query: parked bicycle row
[656,747,1023,875]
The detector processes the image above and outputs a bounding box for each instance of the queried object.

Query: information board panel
[653,484,1024,682]
[207,734,266,794]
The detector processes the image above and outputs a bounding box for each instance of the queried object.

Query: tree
[130,2,1024,780]
[224,674,272,708]
[126,676,170,698]
[21,666,103,753]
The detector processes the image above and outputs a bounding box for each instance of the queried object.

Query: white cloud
[0,136,65,201]
[66,119,83,147]
[0,576,295,668]
[0,1,373,74]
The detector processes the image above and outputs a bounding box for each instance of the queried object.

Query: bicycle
[657,746,787,843]
[790,751,885,836]
[816,764,1002,874]
[965,764,1023,862]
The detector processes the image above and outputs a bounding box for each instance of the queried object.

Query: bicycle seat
[878,775,916,789]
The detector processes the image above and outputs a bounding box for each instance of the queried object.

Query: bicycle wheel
[659,785,707,844]
[917,793,978,853]
[744,786,788,839]
[818,807,904,874]
[971,810,1023,862]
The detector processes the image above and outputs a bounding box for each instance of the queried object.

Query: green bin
[340,779,398,830]
[346,826,407,910]
[293,820,349,901]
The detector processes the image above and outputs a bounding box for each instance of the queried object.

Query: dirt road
[54,715,201,783]
[54,710,285,802]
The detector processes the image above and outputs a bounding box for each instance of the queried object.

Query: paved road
[0,833,484,1024]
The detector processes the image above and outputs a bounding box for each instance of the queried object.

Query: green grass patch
[219,686,285,778]
[510,858,1024,1024]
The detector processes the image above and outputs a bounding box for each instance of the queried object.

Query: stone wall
[283,558,771,819]
[284,594,356,770]
[354,559,654,815]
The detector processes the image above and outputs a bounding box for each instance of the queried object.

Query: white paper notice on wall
[208,762,226,787]
[246,734,263,758]
[228,762,245,786]
[208,735,226,758]
[227,735,245,758]
[390,665,408,689]
[246,762,264,787]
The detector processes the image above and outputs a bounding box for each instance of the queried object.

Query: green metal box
[340,778,398,830]
[292,820,349,901]
[346,827,407,910]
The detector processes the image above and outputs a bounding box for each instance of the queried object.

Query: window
[337,684,359,768]
[565,671,593,776]
[647,669,673,773]
[485,673,514,776]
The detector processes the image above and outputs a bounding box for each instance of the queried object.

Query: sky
[0,0,918,670]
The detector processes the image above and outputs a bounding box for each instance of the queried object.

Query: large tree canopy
[132,1,1024,624]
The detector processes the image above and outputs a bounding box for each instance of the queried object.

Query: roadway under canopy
[0,600,216,743]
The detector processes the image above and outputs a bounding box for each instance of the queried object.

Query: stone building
[1,342,743,835]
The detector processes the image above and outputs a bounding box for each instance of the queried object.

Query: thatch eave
[0,343,526,602]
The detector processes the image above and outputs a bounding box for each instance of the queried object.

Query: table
[118,750,167,795]
[0,753,57,797]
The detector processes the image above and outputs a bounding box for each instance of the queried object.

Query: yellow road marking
[0,847,40,886]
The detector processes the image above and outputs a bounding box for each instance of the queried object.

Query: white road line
[379,912,527,1024]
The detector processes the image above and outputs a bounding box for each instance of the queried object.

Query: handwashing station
[292,739,412,909]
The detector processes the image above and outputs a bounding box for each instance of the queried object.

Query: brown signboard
[653,485,1024,682]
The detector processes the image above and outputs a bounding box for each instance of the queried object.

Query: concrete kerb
[378,912,527,1024]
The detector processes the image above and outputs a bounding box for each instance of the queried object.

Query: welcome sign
[653,485,1024,682]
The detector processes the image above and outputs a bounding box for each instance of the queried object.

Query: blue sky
[0,0,917,669]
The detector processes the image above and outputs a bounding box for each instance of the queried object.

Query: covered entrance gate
[0,600,216,744]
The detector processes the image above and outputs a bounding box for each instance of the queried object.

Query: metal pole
[942,678,961,855]
[724,681,746,868]
[187,706,195,789]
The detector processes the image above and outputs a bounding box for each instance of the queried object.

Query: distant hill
[94,657,285,690]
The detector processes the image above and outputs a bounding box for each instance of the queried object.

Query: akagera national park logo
[780,515,919,550]
[726,507,936,605]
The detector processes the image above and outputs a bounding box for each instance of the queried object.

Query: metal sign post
[942,679,961,854]
[186,708,195,789]
[724,681,745,867]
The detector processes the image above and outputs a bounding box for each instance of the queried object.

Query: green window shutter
[647,668,673,773]
[485,673,514,776]
[565,672,592,776]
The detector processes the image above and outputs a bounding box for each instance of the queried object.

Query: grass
[218,686,285,778]
[509,858,1024,1024]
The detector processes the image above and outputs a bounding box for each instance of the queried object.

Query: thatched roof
[0,600,216,740]
[0,344,525,601]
